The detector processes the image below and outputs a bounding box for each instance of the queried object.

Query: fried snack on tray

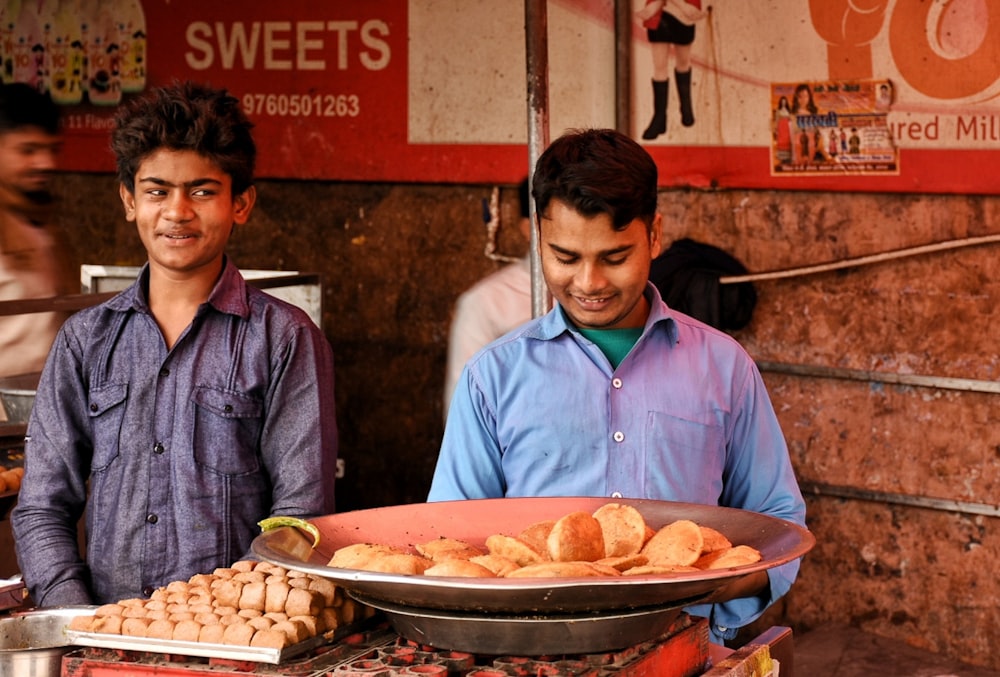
[641,519,704,567]
[484,534,548,566]
[517,520,555,557]
[546,511,605,562]
[67,560,374,648]
[593,503,646,557]
[326,502,764,580]
[415,537,485,562]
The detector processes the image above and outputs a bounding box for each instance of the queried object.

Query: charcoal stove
[60,614,722,677]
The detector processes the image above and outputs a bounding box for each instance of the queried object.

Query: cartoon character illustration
[636,0,708,140]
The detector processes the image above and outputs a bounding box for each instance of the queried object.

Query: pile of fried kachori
[327,502,762,579]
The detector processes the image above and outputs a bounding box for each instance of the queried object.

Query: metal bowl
[0,607,96,677]
[351,591,696,655]
[252,496,815,614]
[0,372,39,423]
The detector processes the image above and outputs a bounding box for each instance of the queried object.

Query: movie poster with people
[771,80,898,177]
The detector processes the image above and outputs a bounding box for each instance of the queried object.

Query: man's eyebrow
[547,242,635,257]
[136,176,223,189]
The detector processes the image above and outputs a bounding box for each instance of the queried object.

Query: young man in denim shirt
[13,82,339,606]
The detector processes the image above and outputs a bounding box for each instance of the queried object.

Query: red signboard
[3,0,999,193]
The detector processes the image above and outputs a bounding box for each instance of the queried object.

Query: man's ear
[119,183,136,222]
[650,212,663,258]
[232,185,256,225]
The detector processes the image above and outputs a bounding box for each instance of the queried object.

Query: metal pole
[525,0,550,319]
[614,0,632,134]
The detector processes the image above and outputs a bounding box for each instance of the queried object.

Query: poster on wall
[2,0,999,194]
[770,80,898,177]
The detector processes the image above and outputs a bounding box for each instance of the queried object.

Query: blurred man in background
[0,84,73,390]
[443,178,533,416]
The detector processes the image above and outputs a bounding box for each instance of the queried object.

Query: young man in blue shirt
[428,128,806,644]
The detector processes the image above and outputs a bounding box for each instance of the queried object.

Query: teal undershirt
[577,327,644,369]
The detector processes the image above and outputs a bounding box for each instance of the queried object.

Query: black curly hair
[111,81,256,196]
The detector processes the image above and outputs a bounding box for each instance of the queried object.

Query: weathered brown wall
[48,175,1000,668]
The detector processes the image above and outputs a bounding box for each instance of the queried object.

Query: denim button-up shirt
[12,259,338,606]
[429,283,806,642]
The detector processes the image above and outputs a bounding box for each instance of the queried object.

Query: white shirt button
[613,431,625,442]
[612,378,623,389]
[611,491,623,498]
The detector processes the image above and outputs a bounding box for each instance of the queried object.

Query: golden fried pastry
[641,519,704,567]
[328,543,406,569]
[415,537,485,562]
[546,511,605,562]
[485,534,548,566]
[695,544,762,569]
[621,564,700,576]
[506,561,608,578]
[592,503,647,557]
[699,525,733,553]
[424,559,497,578]
[595,553,648,571]
[362,553,434,575]
[517,520,555,557]
[469,554,522,577]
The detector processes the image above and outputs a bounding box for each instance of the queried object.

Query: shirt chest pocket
[88,383,129,471]
[644,410,726,501]
[192,386,264,476]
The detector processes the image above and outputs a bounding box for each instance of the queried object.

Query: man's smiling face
[539,199,661,330]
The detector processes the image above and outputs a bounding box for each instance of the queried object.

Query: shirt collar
[533,282,679,345]
[104,257,251,320]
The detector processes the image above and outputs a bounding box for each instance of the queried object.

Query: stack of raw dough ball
[68,560,372,649]
[0,465,23,492]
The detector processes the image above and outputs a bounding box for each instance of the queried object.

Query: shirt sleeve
[258,319,339,518]
[689,359,807,636]
[11,326,96,606]
[429,361,506,501]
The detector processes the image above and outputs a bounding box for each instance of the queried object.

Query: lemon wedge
[258,516,321,548]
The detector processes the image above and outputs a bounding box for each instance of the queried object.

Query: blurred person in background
[0,83,74,390]
[443,178,533,417]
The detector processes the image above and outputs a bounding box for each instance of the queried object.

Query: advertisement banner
[3,0,1000,193]
[770,80,898,177]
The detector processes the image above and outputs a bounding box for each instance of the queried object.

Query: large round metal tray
[251,496,814,614]
[350,592,694,656]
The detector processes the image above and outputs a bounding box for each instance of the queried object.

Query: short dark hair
[531,128,658,231]
[0,83,60,135]
[110,81,256,195]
